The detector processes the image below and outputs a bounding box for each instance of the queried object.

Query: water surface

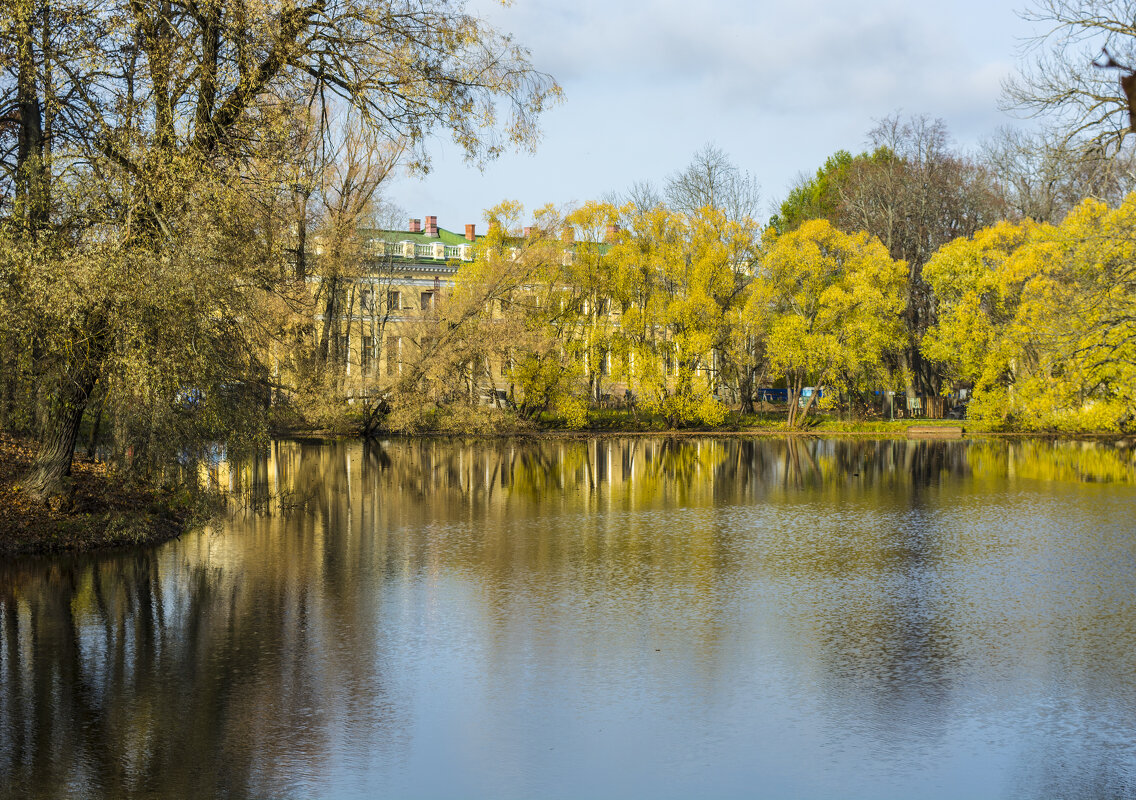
[3,437,1136,799]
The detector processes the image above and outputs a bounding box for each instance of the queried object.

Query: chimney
[561,227,575,243]
[523,226,533,238]
[409,218,421,234]
[465,223,476,241]
[605,223,621,243]
[425,215,439,238]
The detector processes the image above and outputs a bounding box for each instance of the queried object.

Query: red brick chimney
[605,224,621,243]
[523,226,533,238]
[465,224,476,241]
[409,218,421,234]
[425,215,438,238]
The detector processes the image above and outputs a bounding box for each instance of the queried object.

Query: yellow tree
[923,197,1136,431]
[921,219,1038,426]
[597,203,758,426]
[752,219,906,427]
[560,202,624,404]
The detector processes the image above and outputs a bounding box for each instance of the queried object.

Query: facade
[313,216,480,389]
[310,215,749,409]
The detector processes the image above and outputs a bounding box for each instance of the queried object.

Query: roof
[363,227,481,247]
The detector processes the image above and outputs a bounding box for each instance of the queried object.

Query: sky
[386,0,1037,232]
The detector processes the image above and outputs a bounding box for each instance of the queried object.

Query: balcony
[369,240,475,262]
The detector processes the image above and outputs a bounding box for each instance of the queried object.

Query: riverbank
[0,434,214,556]
[282,408,1134,440]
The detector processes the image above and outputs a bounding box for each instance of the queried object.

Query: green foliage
[770,148,903,233]
[771,150,855,233]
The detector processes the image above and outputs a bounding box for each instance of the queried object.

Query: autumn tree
[768,118,1001,401]
[0,0,559,502]
[841,117,1002,398]
[368,202,583,432]
[923,197,1136,431]
[750,220,906,427]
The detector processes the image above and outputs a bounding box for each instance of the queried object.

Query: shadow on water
[2,436,1136,798]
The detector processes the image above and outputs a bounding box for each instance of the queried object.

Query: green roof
[365,227,481,246]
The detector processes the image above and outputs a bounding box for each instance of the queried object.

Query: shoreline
[5,425,1131,557]
[0,434,214,558]
[276,422,1135,443]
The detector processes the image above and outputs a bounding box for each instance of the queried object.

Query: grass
[532,407,969,435]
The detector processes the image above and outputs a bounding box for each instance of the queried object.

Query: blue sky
[387,0,1035,232]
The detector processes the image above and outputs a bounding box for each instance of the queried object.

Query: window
[360,288,373,313]
[421,290,434,311]
[387,290,401,311]
[386,336,400,376]
[362,326,374,372]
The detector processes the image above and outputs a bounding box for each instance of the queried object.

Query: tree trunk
[787,374,802,428]
[796,369,830,426]
[295,188,309,281]
[15,0,48,229]
[318,276,338,364]
[85,384,106,458]
[20,366,99,507]
[21,315,106,506]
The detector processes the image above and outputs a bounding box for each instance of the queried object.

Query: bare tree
[665,143,762,223]
[983,125,1136,221]
[1004,0,1136,149]
[310,115,404,370]
[622,180,664,214]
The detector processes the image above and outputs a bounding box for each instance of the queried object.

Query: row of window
[353,288,624,317]
[357,289,436,313]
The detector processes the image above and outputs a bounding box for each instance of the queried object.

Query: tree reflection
[3,435,1134,798]
[0,537,403,798]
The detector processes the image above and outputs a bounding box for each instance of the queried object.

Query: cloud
[478,0,1014,117]
[401,0,1027,227]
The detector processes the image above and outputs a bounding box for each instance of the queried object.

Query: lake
[2,436,1136,799]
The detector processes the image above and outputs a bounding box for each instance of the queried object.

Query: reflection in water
[2,437,1136,799]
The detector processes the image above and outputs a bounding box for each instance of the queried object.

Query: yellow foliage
[923,196,1136,432]
[749,219,906,424]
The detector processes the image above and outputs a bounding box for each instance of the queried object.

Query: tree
[769,150,856,233]
[310,115,404,372]
[603,204,748,426]
[665,143,762,224]
[837,116,1003,398]
[923,198,1136,431]
[0,0,560,502]
[982,126,1136,222]
[1004,0,1136,149]
[767,117,1002,400]
[750,220,906,428]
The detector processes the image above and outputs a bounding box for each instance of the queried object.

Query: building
[309,216,482,385]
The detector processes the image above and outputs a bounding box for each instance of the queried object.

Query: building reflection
[2,436,1134,797]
